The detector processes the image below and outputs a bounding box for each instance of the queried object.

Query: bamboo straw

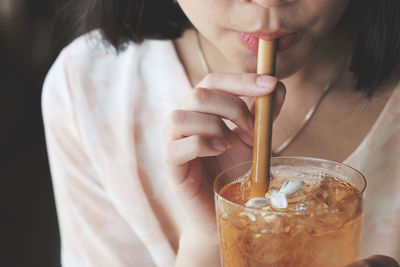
[249,39,277,198]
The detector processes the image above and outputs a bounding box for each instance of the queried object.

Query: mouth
[238,31,298,52]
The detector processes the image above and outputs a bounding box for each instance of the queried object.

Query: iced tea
[214,157,365,267]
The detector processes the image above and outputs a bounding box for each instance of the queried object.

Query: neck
[174,29,241,86]
[283,29,352,93]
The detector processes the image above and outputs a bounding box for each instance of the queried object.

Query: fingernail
[211,139,227,151]
[256,75,276,89]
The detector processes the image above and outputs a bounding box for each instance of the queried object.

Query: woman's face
[177,0,350,78]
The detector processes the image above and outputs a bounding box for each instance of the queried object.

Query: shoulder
[42,30,181,143]
[41,31,144,137]
[52,30,178,79]
[43,30,177,96]
[42,30,174,111]
[49,30,144,83]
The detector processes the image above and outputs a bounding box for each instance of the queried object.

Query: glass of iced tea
[213,157,366,267]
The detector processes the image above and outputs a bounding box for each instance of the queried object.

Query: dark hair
[83,0,191,49]
[344,0,400,96]
[81,0,400,97]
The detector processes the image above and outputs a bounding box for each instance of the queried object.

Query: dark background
[0,1,81,266]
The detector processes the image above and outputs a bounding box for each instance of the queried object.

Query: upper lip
[246,31,295,40]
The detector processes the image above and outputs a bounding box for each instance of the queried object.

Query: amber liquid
[216,175,363,267]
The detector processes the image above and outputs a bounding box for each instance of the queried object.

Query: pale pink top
[42,32,400,266]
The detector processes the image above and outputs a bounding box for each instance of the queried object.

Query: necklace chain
[272,81,332,156]
[195,30,338,156]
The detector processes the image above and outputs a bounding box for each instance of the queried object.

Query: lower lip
[239,32,298,52]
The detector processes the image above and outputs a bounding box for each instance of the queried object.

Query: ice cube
[270,190,288,209]
[279,180,306,195]
[245,197,270,208]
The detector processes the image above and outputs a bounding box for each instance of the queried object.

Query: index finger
[196,73,277,97]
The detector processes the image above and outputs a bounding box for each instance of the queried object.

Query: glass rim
[213,156,366,216]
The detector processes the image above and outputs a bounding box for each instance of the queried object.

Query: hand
[163,73,286,266]
[345,255,400,267]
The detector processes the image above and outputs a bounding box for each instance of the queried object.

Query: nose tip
[250,0,297,8]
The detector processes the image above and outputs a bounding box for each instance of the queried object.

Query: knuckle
[192,87,210,106]
[191,135,203,153]
[202,72,218,87]
[240,73,258,94]
[169,109,186,125]
[241,73,252,89]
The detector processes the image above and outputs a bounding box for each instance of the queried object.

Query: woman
[42,0,400,266]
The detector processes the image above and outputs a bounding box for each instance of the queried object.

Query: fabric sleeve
[42,50,155,267]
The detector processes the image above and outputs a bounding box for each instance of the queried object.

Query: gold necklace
[195,30,339,156]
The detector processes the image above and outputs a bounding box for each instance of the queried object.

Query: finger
[164,135,229,168]
[180,87,254,132]
[196,72,277,97]
[164,110,230,142]
[272,81,287,121]
[248,81,286,121]
[345,255,400,267]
